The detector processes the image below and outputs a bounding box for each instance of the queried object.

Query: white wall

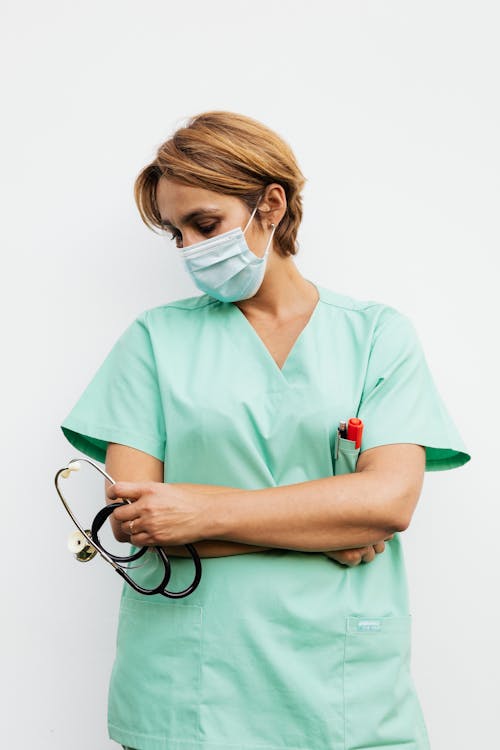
[3,1,497,747]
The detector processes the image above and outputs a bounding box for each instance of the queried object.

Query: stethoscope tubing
[54,456,202,598]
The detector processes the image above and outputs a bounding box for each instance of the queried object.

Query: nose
[181,229,204,248]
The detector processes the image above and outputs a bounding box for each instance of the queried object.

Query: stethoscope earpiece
[60,460,81,479]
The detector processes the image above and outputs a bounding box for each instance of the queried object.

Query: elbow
[389,515,411,534]
[372,466,424,534]
[381,491,419,534]
[384,493,418,534]
[379,515,408,536]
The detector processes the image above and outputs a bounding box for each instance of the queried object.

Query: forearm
[205,472,405,552]
[162,541,273,558]
[170,482,269,558]
[163,479,399,557]
[111,478,274,555]
[161,483,274,557]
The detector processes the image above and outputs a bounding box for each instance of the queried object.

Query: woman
[60,111,471,750]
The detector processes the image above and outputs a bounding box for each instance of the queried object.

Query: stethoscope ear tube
[162,543,202,599]
[91,502,149,563]
[90,501,172,595]
[91,503,202,598]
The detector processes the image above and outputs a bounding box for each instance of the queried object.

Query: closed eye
[175,223,219,248]
[160,219,220,248]
[198,223,217,235]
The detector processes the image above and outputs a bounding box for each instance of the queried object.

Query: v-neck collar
[228,280,323,380]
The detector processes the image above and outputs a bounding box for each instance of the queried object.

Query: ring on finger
[129,519,135,535]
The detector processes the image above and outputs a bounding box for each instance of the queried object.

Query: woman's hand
[323,535,395,566]
[108,480,220,547]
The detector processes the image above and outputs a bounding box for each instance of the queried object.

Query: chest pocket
[333,432,361,475]
[343,614,430,749]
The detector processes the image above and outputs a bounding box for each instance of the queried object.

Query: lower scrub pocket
[343,614,427,750]
[108,596,203,744]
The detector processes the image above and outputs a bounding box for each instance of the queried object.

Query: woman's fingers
[107,480,153,503]
[121,517,141,536]
[323,547,368,566]
[118,517,152,546]
[129,531,150,546]
[360,546,376,563]
[324,536,393,566]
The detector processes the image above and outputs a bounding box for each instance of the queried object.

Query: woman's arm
[105,443,272,556]
[208,443,425,551]
[108,443,426,553]
[105,443,389,562]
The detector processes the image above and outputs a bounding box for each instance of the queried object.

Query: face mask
[179,198,276,303]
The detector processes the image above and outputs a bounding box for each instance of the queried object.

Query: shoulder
[135,292,219,327]
[316,283,411,335]
[144,292,216,316]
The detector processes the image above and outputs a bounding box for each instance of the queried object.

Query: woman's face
[155,179,271,256]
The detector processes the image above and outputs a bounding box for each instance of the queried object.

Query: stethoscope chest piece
[67,529,98,562]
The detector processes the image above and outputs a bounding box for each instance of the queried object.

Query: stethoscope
[54,456,202,598]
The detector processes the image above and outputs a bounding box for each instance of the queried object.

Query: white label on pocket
[357,619,381,632]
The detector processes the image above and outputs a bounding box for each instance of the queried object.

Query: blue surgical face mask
[179,198,276,303]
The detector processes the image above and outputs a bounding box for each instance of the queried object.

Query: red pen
[347,417,364,449]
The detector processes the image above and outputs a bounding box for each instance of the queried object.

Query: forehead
[155,179,236,224]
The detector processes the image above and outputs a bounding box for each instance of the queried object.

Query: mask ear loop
[243,194,263,234]
[243,194,277,255]
[262,223,276,256]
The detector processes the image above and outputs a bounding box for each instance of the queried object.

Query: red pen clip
[347,417,364,449]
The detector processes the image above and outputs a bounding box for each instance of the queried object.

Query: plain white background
[2,1,497,748]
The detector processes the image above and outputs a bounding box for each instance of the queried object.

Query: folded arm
[105,442,425,556]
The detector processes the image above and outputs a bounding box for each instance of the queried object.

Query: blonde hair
[134,111,306,256]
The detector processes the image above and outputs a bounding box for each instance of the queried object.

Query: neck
[234,253,319,319]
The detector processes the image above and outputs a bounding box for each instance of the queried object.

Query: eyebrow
[160,207,221,228]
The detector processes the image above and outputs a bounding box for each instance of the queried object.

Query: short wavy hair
[134,111,306,257]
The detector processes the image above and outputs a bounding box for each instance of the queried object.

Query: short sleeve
[60,312,166,464]
[357,308,471,471]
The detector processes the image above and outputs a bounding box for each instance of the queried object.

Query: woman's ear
[258,183,287,226]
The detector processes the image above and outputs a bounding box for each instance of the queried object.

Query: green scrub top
[60,283,471,750]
